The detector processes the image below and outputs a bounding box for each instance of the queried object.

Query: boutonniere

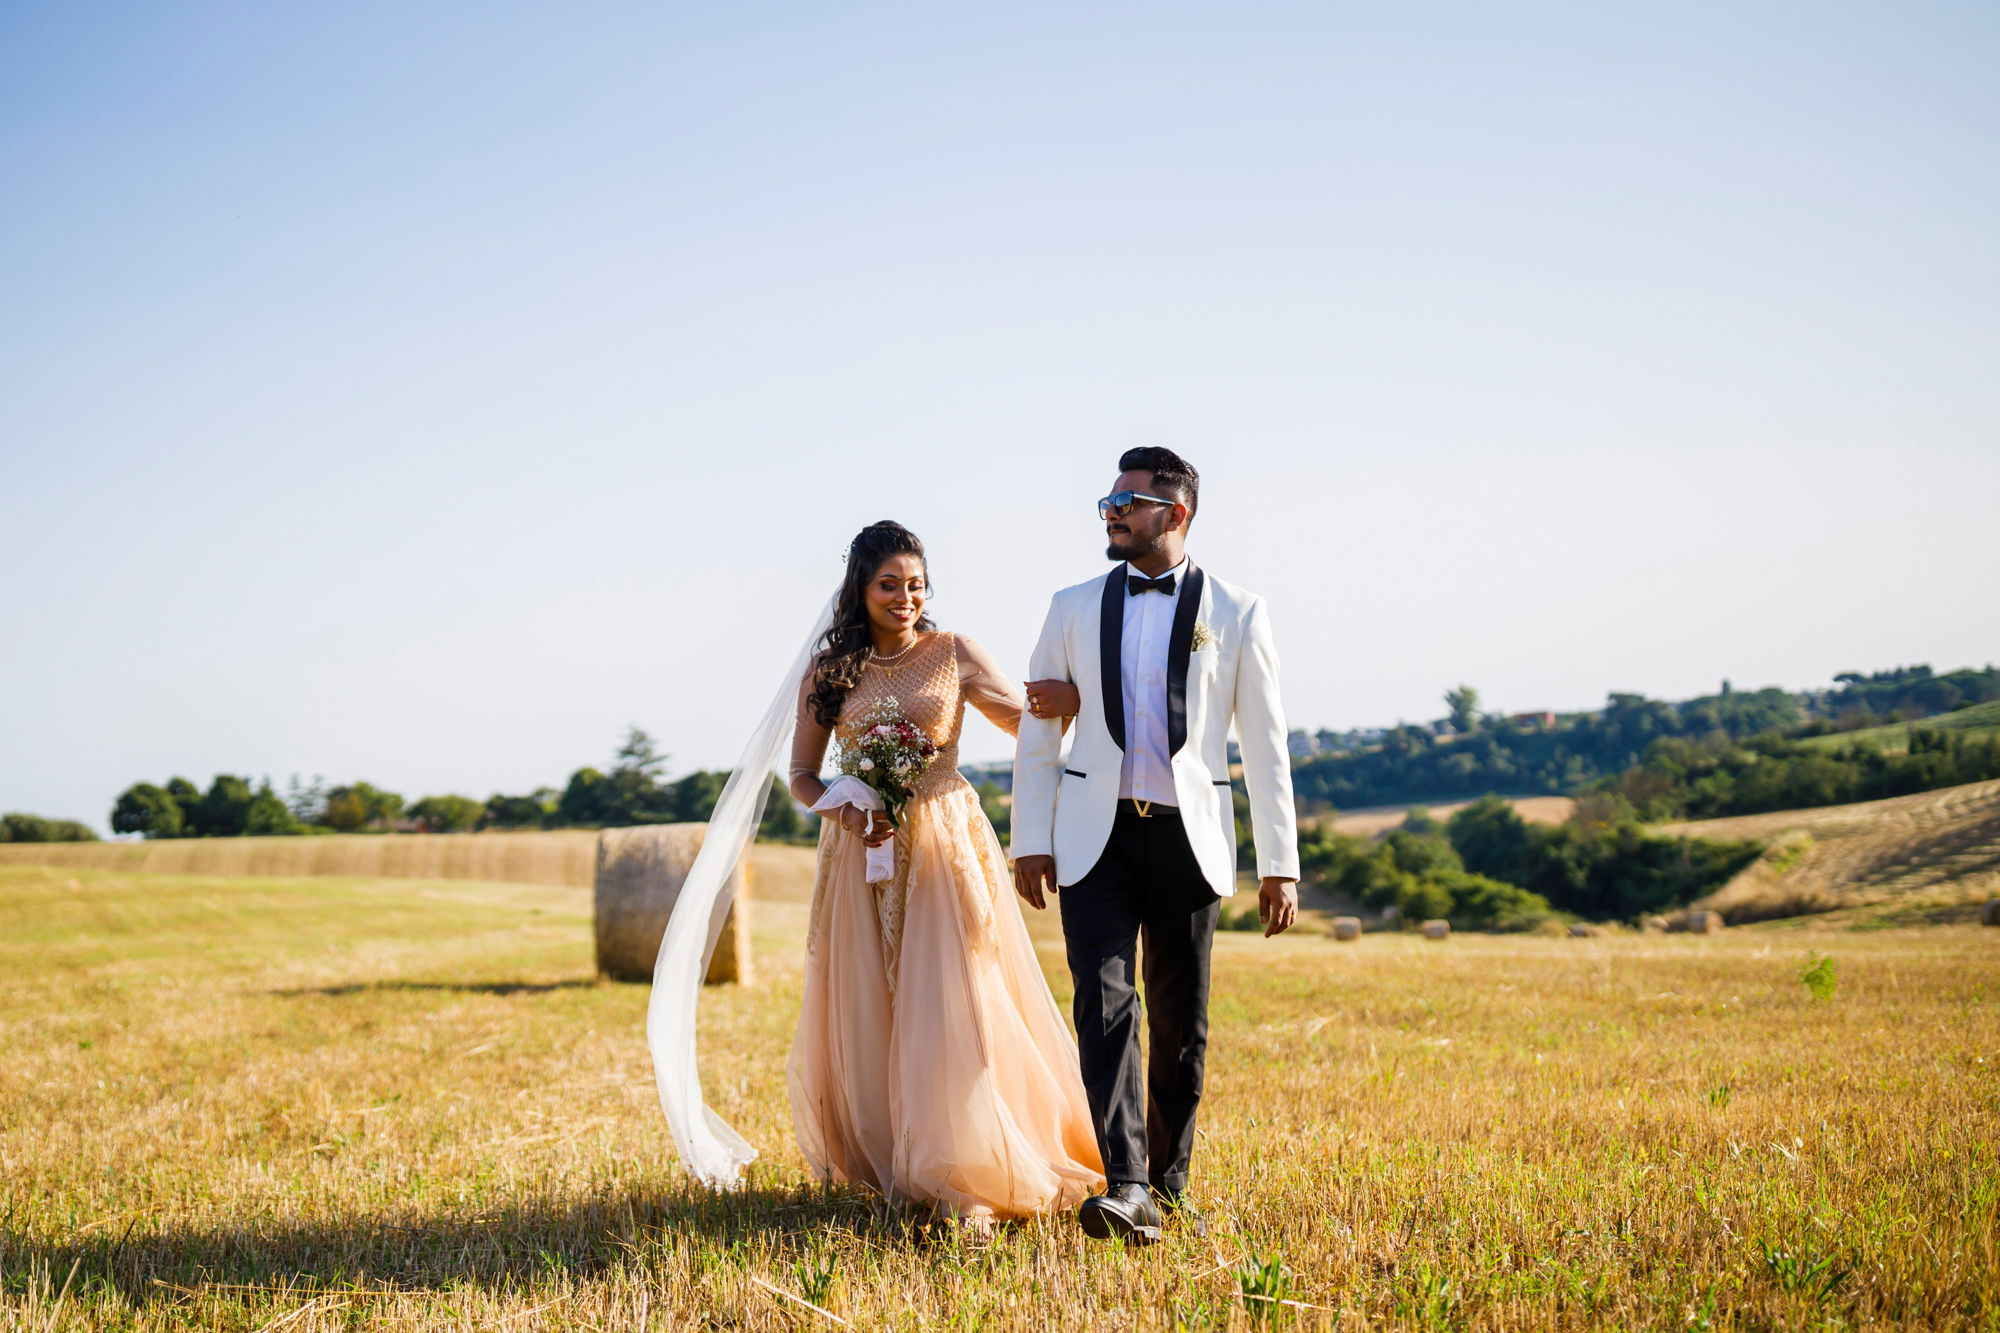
[1191,620,1215,651]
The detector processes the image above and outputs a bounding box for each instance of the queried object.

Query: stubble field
[2,855,1995,1331]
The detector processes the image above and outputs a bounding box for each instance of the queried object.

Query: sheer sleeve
[954,633,1026,739]
[788,664,833,807]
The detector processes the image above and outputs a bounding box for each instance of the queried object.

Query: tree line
[1600,725,2000,822]
[108,727,814,843]
[1291,664,2000,813]
[1292,797,1760,929]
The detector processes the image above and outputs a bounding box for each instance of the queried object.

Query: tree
[615,726,668,778]
[408,794,486,833]
[1384,828,1463,878]
[189,775,258,837]
[1,812,99,842]
[285,774,329,824]
[245,784,303,836]
[760,777,812,843]
[111,783,186,839]
[667,771,727,824]
[484,790,555,829]
[1445,685,1481,734]
[322,782,404,833]
[1446,796,1535,886]
[558,768,612,826]
[1399,806,1440,835]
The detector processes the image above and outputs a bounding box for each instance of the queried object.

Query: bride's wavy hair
[807,521,938,728]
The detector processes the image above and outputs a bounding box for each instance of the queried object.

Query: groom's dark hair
[1118,446,1199,519]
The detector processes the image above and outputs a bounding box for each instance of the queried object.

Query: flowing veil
[646,597,834,1187]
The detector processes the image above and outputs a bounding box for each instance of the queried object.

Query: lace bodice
[789,632,1024,809]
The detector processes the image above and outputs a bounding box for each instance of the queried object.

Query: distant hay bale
[1641,915,1670,933]
[1421,919,1451,941]
[1685,910,1726,935]
[1331,916,1362,942]
[1983,899,2000,927]
[594,824,751,985]
[1569,923,1600,938]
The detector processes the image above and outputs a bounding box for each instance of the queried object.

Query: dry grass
[0,832,822,906]
[1668,779,2000,928]
[1327,798,1576,840]
[2,858,1996,1331]
[0,830,605,889]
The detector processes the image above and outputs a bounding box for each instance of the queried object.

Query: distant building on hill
[1287,729,1320,758]
[1510,710,1558,728]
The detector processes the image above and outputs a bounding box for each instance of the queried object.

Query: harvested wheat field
[3,857,1995,1332]
[1328,797,1576,840]
[0,832,822,903]
[1667,778,2000,927]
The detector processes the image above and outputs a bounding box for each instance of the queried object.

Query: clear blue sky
[4,1,1996,829]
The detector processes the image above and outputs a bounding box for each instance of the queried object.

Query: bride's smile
[867,555,927,648]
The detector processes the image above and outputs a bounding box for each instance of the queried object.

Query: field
[1325,797,1576,840]
[1669,779,2000,927]
[4,848,1997,1332]
[1797,701,2000,756]
[0,829,607,888]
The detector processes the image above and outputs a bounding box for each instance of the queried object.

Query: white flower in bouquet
[859,758,875,771]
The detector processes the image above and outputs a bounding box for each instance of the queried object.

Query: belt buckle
[1132,799,1153,819]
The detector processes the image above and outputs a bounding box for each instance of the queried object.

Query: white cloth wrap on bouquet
[810,776,896,883]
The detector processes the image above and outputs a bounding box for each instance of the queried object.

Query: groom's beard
[1105,528,1167,563]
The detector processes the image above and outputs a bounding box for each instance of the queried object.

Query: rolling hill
[1665,777,2000,926]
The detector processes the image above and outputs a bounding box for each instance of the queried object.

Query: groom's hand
[1024,679,1080,720]
[1258,877,1299,936]
[1013,855,1057,910]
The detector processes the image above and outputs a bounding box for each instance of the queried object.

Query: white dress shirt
[1117,558,1187,805]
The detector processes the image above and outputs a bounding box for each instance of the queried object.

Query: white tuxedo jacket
[1011,562,1300,897]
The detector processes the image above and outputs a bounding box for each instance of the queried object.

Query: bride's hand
[1024,679,1080,720]
[836,805,892,846]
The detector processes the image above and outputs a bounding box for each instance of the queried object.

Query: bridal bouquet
[834,698,940,830]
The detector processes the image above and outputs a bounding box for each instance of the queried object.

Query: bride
[649,520,1103,1229]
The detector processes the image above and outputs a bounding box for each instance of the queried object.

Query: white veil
[646,597,835,1187]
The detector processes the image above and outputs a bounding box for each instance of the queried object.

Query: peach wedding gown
[787,631,1104,1219]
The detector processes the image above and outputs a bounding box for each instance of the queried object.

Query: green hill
[1798,700,2000,756]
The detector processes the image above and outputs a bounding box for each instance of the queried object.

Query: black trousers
[1059,805,1220,1195]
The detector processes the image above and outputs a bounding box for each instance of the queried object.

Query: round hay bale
[1641,915,1670,933]
[1331,916,1362,942]
[1686,909,1725,935]
[1983,899,2000,927]
[595,824,752,984]
[1421,919,1451,941]
[1568,923,1600,938]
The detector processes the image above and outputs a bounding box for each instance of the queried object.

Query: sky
[3,1,1996,831]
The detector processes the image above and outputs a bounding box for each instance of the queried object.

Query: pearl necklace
[867,636,922,676]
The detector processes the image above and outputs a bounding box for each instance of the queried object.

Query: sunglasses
[1097,490,1178,520]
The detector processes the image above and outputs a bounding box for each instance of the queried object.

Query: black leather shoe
[1078,1183,1163,1245]
[1152,1188,1208,1238]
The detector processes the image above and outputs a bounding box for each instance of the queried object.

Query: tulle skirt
[787,781,1105,1218]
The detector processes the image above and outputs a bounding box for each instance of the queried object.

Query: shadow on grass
[269,979,605,998]
[4,1182,925,1306]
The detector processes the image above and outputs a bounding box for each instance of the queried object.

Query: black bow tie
[1127,573,1177,596]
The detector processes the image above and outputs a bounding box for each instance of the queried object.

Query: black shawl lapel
[1166,563,1205,756]
[1099,568,1126,750]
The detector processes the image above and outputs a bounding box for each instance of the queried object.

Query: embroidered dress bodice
[789,631,1024,810]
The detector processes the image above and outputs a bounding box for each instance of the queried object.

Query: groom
[1012,446,1299,1246]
